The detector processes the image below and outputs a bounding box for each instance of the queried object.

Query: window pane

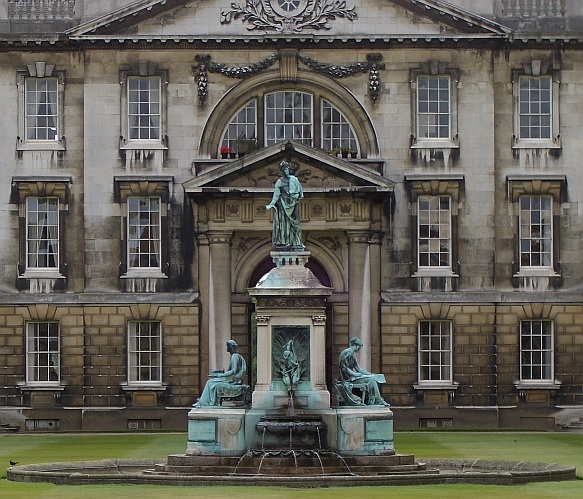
[265,91,312,146]
[128,322,162,383]
[518,76,552,139]
[26,322,59,383]
[520,320,553,381]
[25,78,58,141]
[519,195,553,269]
[321,99,358,153]
[26,197,59,270]
[418,196,451,268]
[417,76,450,139]
[128,77,161,141]
[127,196,161,270]
[418,321,452,382]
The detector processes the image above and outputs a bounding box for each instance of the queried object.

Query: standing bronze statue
[266,160,304,250]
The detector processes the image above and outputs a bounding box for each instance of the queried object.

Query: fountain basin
[7,457,577,486]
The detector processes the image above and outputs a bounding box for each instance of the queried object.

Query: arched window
[219,90,358,156]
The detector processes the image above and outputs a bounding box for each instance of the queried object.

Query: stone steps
[157,452,429,477]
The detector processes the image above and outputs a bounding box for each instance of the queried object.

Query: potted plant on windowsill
[220,145,231,159]
[329,147,341,157]
[236,138,257,157]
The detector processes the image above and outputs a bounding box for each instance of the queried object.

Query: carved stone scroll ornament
[221,0,357,34]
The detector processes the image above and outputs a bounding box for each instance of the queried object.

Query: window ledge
[19,384,64,391]
[121,384,167,391]
[514,268,560,278]
[413,383,459,391]
[121,270,168,279]
[413,269,459,278]
[514,381,562,391]
[411,140,459,150]
[17,141,65,152]
[120,141,167,151]
[512,140,561,150]
[19,270,65,280]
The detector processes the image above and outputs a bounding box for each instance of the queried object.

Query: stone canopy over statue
[335,337,389,407]
[193,340,248,407]
[266,160,304,250]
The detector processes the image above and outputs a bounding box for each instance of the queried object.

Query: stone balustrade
[501,0,565,18]
[8,0,75,20]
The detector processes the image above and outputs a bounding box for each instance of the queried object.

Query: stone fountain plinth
[186,250,393,459]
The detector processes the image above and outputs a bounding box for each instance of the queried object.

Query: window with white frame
[418,320,452,384]
[17,64,65,151]
[25,77,59,141]
[520,320,553,382]
[26,322,60,384]
[265,91,313,145]
[127,196,161,271]
[128,321,162,384]
[321,99,358,154]
[519,195,552,269]
[518,76,552,140]
[127,76,161,141]
[417,196,451,269]
[119,63,167,150]
[26,196,59,271]
[410,65,459,153]
[417,76,450,140]
[512,62,560,149]
[219,92,359,156]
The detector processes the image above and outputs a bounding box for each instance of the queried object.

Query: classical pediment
[66,0,511,42]
[183,140,395,195]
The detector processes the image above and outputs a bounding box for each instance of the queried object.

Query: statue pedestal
[186,407,247,456]
[334,406,394,455]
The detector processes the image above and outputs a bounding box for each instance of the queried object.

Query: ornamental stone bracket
[194,51,384,104]
[220,0,357,34]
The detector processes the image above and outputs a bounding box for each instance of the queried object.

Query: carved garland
[220,0,357,34]
[194,52,384,104]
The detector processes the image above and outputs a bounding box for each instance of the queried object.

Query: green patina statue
[266,160,304,250]
[193,340,247,407]
[336,337,389,407]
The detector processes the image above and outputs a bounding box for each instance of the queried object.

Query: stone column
[196,234,210,382]
[369,231,384,373]
[346,230,372,371]
[207,230,233,371]
[311,315,327,391]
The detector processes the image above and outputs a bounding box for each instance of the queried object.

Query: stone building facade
[0,0,582,431]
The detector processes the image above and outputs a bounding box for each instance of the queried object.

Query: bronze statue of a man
[266,160,304,250]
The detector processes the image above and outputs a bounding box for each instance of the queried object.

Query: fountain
[7,161,576,487]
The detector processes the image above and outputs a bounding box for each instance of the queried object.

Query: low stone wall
[7,458,576,487]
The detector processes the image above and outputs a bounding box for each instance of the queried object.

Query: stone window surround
[114,175,173,281]
[511,59,561,152]
[409,63,460,162]
[12,176,71,283]
[405,174,464,280]
[507,175,566,279]
[119,61,169,152]
[16,63,66,152]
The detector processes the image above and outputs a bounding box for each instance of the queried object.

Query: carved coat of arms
[221,0,357,34]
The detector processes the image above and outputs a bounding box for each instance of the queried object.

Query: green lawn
[1,431,582,498]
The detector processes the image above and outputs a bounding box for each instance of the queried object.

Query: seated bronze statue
[193,340,249,407]
[335,337,389,407]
